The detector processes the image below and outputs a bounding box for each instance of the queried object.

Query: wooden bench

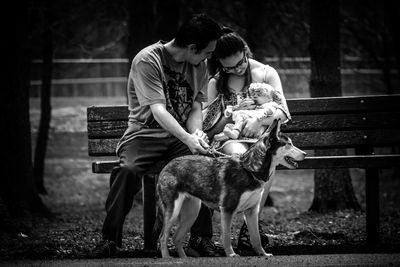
[87,94,400,249]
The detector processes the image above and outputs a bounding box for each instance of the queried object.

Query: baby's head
[248,83,276,105]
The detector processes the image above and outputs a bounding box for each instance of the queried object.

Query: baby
[214,83,283,141]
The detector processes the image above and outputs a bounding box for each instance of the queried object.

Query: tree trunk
[126,0,156,64]
[386,0,400,77]
[309,0,360,212]
[245,0,266,59]
[34,0,53,195]
[0,0,49,219]
[126,0,181,64]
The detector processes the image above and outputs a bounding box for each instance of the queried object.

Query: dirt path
[2,253,400,267]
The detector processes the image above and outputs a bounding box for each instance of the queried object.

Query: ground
[0,97,399,260]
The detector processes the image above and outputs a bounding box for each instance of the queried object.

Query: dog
[157,119,306,258]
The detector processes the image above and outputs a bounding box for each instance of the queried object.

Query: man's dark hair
[174,13,221,52]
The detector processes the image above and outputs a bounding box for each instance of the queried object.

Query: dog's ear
[241,138,270,173]
[271,119,281,140]
[265,119,280,136]
[257,118,279,146]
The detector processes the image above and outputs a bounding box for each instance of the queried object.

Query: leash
[206,138,256,158]
[206,141,231,158]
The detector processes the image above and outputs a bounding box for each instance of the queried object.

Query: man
[93,14,222,257]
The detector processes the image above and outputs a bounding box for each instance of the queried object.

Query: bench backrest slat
[87,105,128,121]
[283,112,400,132]
[87,112,400,138]
[88,128,400,156]
[287,95,399,114]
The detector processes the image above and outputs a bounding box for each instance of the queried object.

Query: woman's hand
[241,117,267,138]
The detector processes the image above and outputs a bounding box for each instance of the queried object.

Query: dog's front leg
[244,205,272,257]
[220,208,238,257]
[259,179,273,216]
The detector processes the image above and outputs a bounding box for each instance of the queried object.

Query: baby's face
[249,83,274,104]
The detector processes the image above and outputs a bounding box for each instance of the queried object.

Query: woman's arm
[207,78,219,103]
[264,65,291,120]
[204,77,232,139]
[206,115,231,140]
[241,64,291,138]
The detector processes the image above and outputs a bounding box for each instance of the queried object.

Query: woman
[203,28,291,251]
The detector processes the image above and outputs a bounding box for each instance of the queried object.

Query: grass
[0,97,399,259]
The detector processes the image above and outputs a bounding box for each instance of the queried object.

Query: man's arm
[150,103,208,154]
[186,101,209,146]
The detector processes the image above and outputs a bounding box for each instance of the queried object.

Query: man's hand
[184,130,209,155]
[241,117,266,138]
[193,129,210,148]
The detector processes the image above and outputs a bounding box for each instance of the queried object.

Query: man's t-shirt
[116,41,208,154]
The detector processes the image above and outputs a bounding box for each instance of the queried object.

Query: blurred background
[1,0,400,259]
[28,0,399,99]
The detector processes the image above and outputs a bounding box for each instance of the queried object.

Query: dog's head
[273,131,307,170]
[241,119,306,173]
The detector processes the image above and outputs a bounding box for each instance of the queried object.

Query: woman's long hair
[208,27,253,95]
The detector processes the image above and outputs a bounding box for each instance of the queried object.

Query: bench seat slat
[291,154,400,169]
[91,155,400,173]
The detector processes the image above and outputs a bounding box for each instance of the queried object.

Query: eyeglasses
[221,52,247,72]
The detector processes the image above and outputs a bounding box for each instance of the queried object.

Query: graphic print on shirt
[163,66,194,125]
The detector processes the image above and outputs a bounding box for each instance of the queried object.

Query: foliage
[28,0,399,69]
[30,0,128,59]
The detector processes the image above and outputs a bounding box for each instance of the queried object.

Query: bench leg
[142,174,157,250]
[365,168,379,245]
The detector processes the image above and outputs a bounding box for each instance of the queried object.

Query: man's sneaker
[91,240,117,258]
[237,222,270,251]
[186,236,220,257]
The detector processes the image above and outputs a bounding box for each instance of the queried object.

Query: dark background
[28,0,399,98]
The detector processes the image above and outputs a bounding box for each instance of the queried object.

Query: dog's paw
[227,252,240,257]
[262,252,273,257]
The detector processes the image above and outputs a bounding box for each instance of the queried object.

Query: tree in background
[126,0,181,64]
[0,0,50,226]
[308,0,360,212]
[33,0,53,195]
[342,0,398,94]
